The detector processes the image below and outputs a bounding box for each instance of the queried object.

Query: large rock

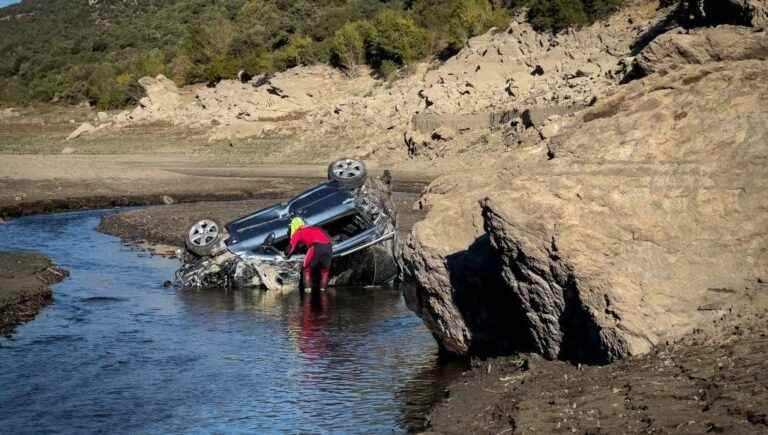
[637,25,768,74]
[400,59,768,363]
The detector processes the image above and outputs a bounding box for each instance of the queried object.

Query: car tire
[327,158,367,189]
[185,219,224,257]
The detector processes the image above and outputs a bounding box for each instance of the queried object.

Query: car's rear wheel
[327,158,367,189]
[185,219,223,257]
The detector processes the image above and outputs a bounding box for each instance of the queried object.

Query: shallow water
[0,210,460,433]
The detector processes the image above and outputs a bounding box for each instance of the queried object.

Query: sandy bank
[0,154,434,220]
[0,252,68,335]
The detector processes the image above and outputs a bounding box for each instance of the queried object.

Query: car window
[322,212,369,243]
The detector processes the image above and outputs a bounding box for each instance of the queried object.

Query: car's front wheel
[185,219,224,257]
[327,158,367,189]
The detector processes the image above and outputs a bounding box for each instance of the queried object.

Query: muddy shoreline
[424,283,768,434]
[0,252,68,335]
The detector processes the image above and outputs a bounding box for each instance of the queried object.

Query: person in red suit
[285,217,333,293]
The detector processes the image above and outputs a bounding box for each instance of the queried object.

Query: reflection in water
[0,210,457,433]
[296,292,330,360]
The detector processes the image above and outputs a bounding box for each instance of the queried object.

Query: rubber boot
[303,269,313,294]
[319,268,330,292]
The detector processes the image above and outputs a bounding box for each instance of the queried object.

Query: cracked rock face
[399,56,768,363]
[637,25,768,75]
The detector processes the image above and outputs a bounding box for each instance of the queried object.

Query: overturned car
[174,159,398,291]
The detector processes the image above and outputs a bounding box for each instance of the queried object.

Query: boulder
[136,75,183,117]
[400,60,768,363]
[60,147,76,154]
[637,25,768,75]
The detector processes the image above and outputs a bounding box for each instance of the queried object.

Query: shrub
[273,36,315,70]
[527,0,589,32]
[378,59,400,81]
[329,22,367,69]
[412,0,510,54]
[367,9,429,70]
[527,0,624,32]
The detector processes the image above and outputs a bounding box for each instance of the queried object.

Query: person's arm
[285,230,301,258]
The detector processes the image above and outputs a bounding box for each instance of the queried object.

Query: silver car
[175,159,398,291]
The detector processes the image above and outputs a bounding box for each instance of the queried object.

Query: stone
[539,122,561,139]
[61,147,76,154]
[0,108,19,119]
[162,195,175,205]
[65,122,95,141]
[400,60,768,363]
[97,111,109,121]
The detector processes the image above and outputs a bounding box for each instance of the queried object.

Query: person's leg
[303,267,313,294]
[317,243,332,291]
[319,267,330,291]
[303,246,316,293]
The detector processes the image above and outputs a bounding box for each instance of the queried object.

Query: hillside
[0,0,625,108]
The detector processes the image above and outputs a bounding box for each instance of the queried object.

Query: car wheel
[327,158,367,189]
[185,219,223,257]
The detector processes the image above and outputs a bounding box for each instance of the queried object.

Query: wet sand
[0,252,68,335]
[425,283,768,434]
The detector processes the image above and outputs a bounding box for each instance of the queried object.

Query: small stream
[0,210,461,433]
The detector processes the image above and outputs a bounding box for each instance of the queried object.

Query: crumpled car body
[175,176,398,291]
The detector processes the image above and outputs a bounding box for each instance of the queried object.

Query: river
[0,209,461,433]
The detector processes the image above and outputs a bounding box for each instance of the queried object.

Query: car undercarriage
[174,159,398,292]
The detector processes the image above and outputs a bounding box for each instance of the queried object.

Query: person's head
[290,217,305,237]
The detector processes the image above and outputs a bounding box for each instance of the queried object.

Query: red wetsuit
[287,226,333,290]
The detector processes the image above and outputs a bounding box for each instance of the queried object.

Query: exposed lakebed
[0,209,461,433]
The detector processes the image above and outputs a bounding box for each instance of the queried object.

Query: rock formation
[637,25,768,74]
[400,33,768,362]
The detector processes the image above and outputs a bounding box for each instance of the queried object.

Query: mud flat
[0,252,68,335]
[424,283,768,434]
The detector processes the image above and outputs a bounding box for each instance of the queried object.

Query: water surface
[0,210,459,433]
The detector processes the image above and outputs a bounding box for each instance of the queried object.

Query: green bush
[329,22,368,69]
[0,0,628,108]
[527,0,624,32]
[378,59,400,81]
[527,0,589,32]
[87,64,128,109]
[273,36,316,70]
[412,0,509,54]
[368,9,429,70]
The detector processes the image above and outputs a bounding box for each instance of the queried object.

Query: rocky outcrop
[400,57,768,363]
[637,25,768,74]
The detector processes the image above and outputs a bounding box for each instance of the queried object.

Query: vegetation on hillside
[0,0,625,109]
